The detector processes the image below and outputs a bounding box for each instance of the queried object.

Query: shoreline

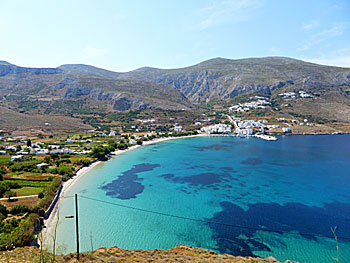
[40,132,346,247]
[41,133,207,247]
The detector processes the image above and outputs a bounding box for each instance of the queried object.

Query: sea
[54,135,350,263]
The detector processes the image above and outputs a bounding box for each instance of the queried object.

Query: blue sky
[1,0,349,71]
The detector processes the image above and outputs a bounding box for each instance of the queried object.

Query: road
[226,114,238,129]
[0,194,38,201]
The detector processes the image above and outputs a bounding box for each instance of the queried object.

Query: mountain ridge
[0,56,349,130]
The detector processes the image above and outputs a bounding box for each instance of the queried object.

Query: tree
[5,190,16,202]
[26,139,32,147]
[16,145,22,152]
[50,153,59,160]
[0,203,8,217]
[44,156,51,164]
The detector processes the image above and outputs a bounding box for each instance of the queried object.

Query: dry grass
[0,245,296,263]
[0,197,40,209]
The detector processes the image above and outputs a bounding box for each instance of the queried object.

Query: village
[0,108,340,252]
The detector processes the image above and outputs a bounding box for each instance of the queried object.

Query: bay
[55,135,350,263]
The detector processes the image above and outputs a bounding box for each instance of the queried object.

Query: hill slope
[2,245,296,262]
[0,62,192,112]
[0,57,349,132]
[118,57,350,103]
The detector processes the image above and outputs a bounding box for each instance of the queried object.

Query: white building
[62,148,74,154]
[109,131,116,136]
[129,139,137,145]
[66,138,75,143]
[236,128,253,136]
[11,155,24,161]
[267,125,280,129]
[36,163,49,169]
[282,127,291,133]
[174,126,183,132]
[201,124,231,134]
[50,149,63,154]
[36,149,49,155]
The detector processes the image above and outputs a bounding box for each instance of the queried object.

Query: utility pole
[75,194,80,261]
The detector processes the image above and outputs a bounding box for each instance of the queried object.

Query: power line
[77,195,350,241]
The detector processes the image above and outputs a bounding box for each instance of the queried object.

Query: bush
[50,153,59,160]
[117,143,128,150]
[10,205,30,215]
[6,182,21,189]
[4,191,16,201]
[48,165,74,176]
[0,166,6,176]
[0,182,10,198]
[38,192,44,199]
[36,178,61,210]
[61,154,71,158]
[9,160,40,172]
[0,214,40,250]
[47,176,55,181]
[79,159,92,166]
[0,204,8,217]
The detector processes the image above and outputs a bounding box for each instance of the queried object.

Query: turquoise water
[55,135,350,262]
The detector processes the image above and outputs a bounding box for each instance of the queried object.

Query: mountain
[0,57,350,131]
[117,57,350,103]
[0,62,192,111]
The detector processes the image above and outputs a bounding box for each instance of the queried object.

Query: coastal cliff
[1,245,297,262]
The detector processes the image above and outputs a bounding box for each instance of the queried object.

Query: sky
[0,0,349,71]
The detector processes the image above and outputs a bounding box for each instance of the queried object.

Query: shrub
[38,192,44,199]
[0,182,10,198]
[6,182,21,189]
[0,214,40,250]
[4,191,16,201]
[0,204,8,217]
[0,166,6,176]
[50,153,59,160]
[80,159,92,166]
[10,205,30,215]
[61,154,71,158]
[36,178,61,210]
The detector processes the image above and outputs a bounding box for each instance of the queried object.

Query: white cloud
[303,48,350,67]
[84,45,107,58]
[192,0,262,30]
[302,20,320,30]
[304,56,350,68]
[298,24,346,51]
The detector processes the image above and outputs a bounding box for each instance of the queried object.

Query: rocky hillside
[117,57,350,103]
[1,57,349,109]
[1,245,297,262]
[1,57,350,130]
[0,61,191,112]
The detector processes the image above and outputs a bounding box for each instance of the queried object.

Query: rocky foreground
[0,245,297,263]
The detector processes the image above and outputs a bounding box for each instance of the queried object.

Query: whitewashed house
[11,155,24,161]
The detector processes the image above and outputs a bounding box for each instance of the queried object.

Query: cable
[62,195,75,199]
[78,195,350,241]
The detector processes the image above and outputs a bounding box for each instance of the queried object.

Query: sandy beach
[41,133,207,249]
